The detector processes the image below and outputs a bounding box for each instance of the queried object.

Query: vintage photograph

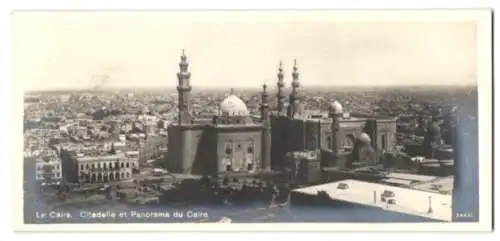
[12,10,493,230]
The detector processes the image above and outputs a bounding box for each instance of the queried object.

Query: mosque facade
[166,50,397,176]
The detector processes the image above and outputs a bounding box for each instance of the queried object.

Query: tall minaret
[176,49,193,125]
[288,59,300,118]
[276,61,286,116]
[329,102,343,167]
[260,83,271,171]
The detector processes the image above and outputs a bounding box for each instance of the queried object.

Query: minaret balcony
[177,72,191,79]
[177,85,192,92]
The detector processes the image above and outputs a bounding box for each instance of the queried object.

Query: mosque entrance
[344,134,356,153]
[231,143,245,171]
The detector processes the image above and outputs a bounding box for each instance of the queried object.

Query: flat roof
[213,123,262,128]
[410,176,454,194]
[380,178,413,186]
[292,179,452,222]
[76,154,125,161]
[386,173,438,182]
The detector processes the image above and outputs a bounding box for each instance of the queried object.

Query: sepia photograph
[11,9,493,231]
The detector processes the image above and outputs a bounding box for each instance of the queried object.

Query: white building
[35,155,63,186]
[67,152,140,184]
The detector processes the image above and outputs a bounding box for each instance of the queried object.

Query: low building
[35,155,63,186]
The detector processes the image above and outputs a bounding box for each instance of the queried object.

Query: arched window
[121,162,124,168]
[308,139,316,149]
[247,145,253,154]
[327,136,333,149]
[91,164,95,169]
[132,162,135,167]
[98,163,101,168]
[109,162,113,168]
[121,172,125,179]
[225,143,232,155]
[381,134,387,150]
[344,134,355,151]
[126,162,130,168]
[80,164,84,170]
[86,164,89,170]
[126,172,130,178]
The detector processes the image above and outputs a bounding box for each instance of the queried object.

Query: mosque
[166,50,397,176]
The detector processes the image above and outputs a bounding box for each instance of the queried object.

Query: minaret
[176,49,193,125]
[260,84,269,121]
[330,114,341,167]
[329,102,343,167]
[288,59,300,118]
[276,61,286,116]
[261,83,271,171]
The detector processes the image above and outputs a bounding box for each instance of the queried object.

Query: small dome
[329,101,343,114]
[357,132,371,144]
[427,122,441,137]
[220,94,249,116]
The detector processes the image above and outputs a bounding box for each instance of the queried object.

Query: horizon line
[24,83,478,93]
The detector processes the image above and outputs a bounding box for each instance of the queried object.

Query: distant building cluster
[24,90,173,187]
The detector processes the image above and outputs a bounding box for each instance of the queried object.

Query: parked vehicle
[381,190,395,202]
[337,183,349,190]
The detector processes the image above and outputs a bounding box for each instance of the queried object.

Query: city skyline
[13,11,477,91]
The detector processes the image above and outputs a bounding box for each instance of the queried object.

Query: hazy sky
[13,11,478,91]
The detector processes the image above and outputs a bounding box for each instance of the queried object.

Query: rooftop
[385,173,438,182]
[292,179,452,222]
[75,152,126,162]
[410,176,454,194]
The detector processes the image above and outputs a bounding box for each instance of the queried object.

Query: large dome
[329,101,343,115]
[357,132,372,145]
[219,94,249,116]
